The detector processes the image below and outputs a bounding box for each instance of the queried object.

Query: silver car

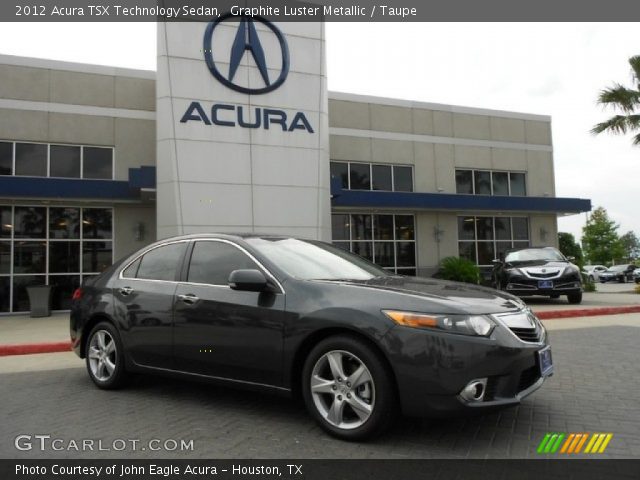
[582,265,608,282]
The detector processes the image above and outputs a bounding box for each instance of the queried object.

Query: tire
[301,335,397,441]
[567,292,583,304]
[85,321,128,389]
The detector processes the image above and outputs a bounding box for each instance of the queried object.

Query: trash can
[27,285,52,318]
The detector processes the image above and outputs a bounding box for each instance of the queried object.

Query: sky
[0,22,637,243]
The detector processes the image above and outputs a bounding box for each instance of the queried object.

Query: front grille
[518,366,540,392]
[526,271,558,279]
[509,326,541,343]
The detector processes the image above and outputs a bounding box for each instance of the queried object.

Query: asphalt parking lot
[1,314,639,460]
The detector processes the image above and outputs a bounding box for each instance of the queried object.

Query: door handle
[119,286,133,296]
[178,294,200,305]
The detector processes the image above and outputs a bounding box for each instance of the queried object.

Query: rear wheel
[567,292,582,304]
[302,335,397,440]
[85,321,128,389]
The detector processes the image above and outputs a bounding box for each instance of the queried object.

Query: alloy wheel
[88,330,117,382]
[310,350,375,430]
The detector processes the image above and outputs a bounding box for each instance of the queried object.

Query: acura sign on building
[157,16,331,240]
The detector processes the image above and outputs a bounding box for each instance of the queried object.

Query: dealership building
[0,20,590,314]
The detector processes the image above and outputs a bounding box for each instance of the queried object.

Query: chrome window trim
[118,239,191,283]
[118,238,285,294]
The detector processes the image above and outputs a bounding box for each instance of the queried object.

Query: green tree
[619,231,640,262]
[591,55,640,146]
[581,207,624,264]
[558,232,584,267]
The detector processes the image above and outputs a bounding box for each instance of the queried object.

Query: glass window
[15,143,47,177]
[458,217,476,241]
[476,217,494,240]
[474,170,491,195]
[122,257,141,279]
[12,275,45,312]
[0,142,12,175]
[374,242,394,267]
[477,242,495,265]
[0,242,10,274]
[395,215,415,240]
[14,207,46,239]
[455,170,473,194]
[512,217,529,240]
[393,166,413,192]
[458,242,476,263]
[136,242,186,281]
[351,214,372,240]
[0,276,9,312]
[1,206,11,238]
[82,241,113,273]
[492,172,509,196]
[83,147,113,179]
[14,241,46,274]
[82,209,112,239]
[349,163,370,190]
[372,165,392,191]
[510,172,526,196]
[188,241,259,285]
[50,145,81,178]
[374,215,394,240]
[396,242,416,267]
[352,242,373,262]
[494,217,511,240]
[49,275,80,310]
[49,208,80,239]
[332,242,350,251]
[331,214,350,241]
[330,161,348,189]
[49,242,80,273]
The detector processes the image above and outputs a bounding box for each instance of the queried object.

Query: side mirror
[229,269,268,292]
[491,259,502,265]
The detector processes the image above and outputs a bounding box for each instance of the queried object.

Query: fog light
[459,378,488,402]
[506,283,515,290]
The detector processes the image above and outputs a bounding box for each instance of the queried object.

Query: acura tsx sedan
[71,234,552,440]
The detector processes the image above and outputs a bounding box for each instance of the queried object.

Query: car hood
[509,260,568,269]
[313,276,526,315]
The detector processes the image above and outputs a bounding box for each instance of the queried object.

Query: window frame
[0,140,115,180]
[330,161,414,193]
[455,168,527,197]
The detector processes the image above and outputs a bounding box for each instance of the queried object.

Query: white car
[582,265,608,282]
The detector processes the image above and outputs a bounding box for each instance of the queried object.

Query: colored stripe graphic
[540,433,613,454]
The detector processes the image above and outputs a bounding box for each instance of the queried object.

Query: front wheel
[567,292,583,304]
[302,336,397,441]
[85,321,128,389]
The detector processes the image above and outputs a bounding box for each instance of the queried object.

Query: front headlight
[383,310,495,337]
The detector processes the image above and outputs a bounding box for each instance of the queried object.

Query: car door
[173,239,286,386]
[112,241,188,369]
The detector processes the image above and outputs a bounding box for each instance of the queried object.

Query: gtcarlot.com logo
[14,434,194,452]
[537,432,613,454]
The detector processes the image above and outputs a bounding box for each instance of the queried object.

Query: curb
[535,305,640,320]
[1,305,640,357]
[0,341,72,357]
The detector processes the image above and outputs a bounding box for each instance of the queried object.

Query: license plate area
[538,346,553,377]
[538,280,553,289]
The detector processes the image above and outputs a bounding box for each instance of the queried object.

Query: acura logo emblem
[203,13,290,95]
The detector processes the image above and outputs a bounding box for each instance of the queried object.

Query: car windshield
[608,265,627,272]
[246,238,391,281]
[504,248,565,263]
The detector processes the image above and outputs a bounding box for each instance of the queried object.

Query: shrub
[634,284,640,295]
[437,257,480,284]
[581,273,596,292]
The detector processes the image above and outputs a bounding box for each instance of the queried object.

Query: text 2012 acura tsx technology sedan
[71,234,552,440]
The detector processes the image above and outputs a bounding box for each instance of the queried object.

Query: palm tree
[591,55,640,146]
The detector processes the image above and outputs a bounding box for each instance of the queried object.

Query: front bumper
[503,276,581,297]
[381,312,551,417]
